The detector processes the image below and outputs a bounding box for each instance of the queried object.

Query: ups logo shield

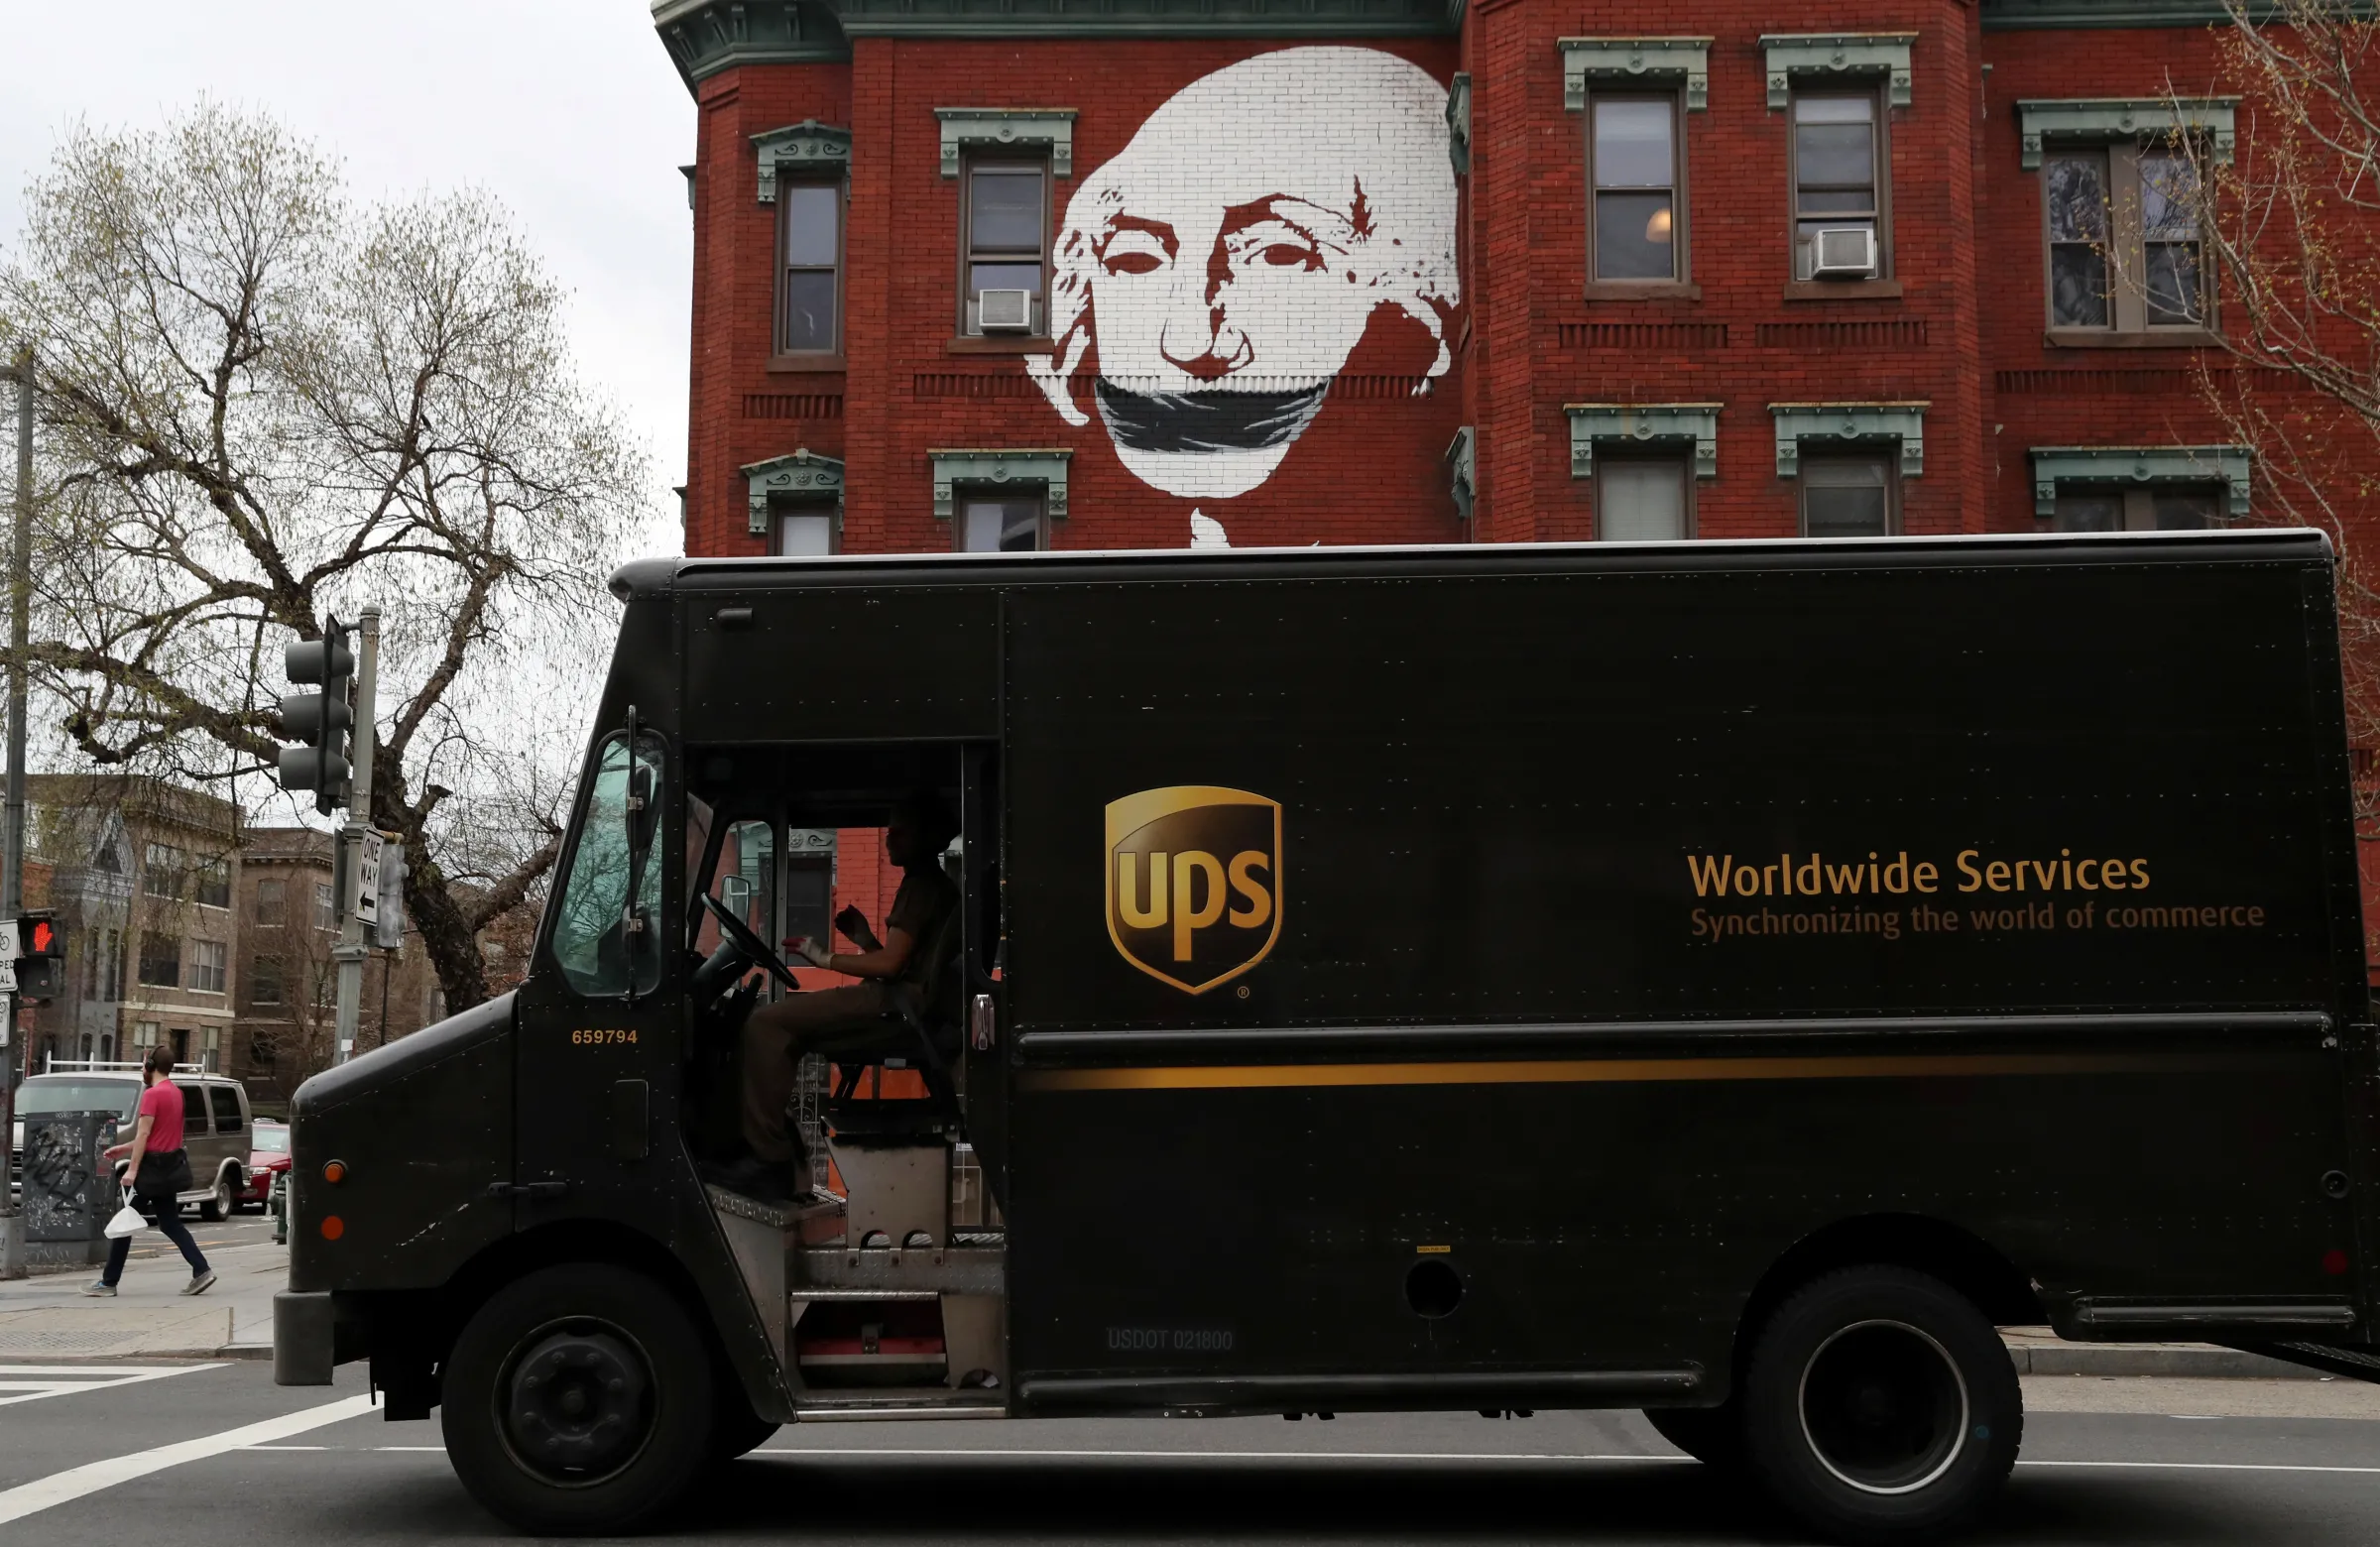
[1106,786,1282,995]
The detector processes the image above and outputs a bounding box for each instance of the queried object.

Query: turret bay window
[775,181,843,356]
[962,160,1049,336]
[1591,96,1683,284]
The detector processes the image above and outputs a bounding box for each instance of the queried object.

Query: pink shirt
[138,1080,184,1152]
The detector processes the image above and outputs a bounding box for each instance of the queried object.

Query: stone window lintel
[752,121,853,202]
[936,108,1077,178]
[1770,403,1928,479]
[929,448,1073,522]
[2015,97,2239,171]
[2029,444,2251,518]
[743,449,845,535]
[1560,38,1714,113]
[1760,33,1917,112]
[1565,405,1723,480]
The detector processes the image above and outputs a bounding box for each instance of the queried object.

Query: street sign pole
[331,605,380,1066]
[1,347,35,1279]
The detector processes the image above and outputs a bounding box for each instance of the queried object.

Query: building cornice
[1980,0,2369,29]
[654,0,1461,91]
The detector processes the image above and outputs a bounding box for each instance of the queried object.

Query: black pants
[104,1186,210,1284]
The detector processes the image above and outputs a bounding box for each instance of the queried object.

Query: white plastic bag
[103,1204,146,1239]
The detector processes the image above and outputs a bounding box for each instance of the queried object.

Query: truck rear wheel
[1740,1266,2020,1545]
[441,1263,715,1534]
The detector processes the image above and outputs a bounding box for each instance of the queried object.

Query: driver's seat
[823,901,964,1139]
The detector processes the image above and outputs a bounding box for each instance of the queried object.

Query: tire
[1740,1266,2021,1546]
[1644,1401,1745,1473]
[200,1172,233,1222]
[441,1263,716,1534]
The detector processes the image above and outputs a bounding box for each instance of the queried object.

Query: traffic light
[279,617,354,815]
[14,909,63,1003]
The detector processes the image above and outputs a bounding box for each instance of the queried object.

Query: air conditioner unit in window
[1811,227,1879,280]
[978,289,1034,332]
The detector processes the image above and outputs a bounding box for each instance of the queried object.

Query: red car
[240,1120,291,1212]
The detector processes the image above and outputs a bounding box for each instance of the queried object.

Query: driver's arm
[810,928,917,980]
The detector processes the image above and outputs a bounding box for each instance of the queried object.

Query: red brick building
[655,0,2291,556]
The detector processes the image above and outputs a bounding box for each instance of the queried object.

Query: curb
[2003,1336,2319,1380]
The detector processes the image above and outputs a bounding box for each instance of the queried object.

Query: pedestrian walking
[83,1044,215,1298]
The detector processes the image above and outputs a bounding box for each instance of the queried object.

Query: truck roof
[612,529,2333,601]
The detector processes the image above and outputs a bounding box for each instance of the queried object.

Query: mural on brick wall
[1026,48,1461,513]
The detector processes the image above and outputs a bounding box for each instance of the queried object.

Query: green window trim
[936,109,1078,178]
[752,121,853,202]
[1447,426,1477,521]
[1447,72,1474,174]
[2015,97,2238,171]
[930,449,1073,522]
[1770,403,1928,478]
[1565,405,1723,480]
[1560,38,1714,113]
[743,450,846,536]
[1760,33,1916,112]
[2029,445,2250,518]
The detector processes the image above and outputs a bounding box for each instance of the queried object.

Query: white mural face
[1025,48,1461,502]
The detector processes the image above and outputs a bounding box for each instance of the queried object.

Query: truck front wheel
[441,1263,715,1533]
[1740,1266,2020,1545]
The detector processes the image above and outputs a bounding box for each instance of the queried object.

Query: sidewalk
[0,1238,281,1360]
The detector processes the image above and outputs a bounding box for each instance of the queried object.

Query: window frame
[189,938,228,996]
[142,842,184,900]
[773,177,845,359]
[1594,449,1699,540]
[251,953,286,1006]
[136,933,181,991]
[2040,141,2212,340]
[1586,88,1689,292]
[958,156,1052,338]
[1797,449,1902,536]
[254,877,286,926]
[772,496,841,557]
[1788,85,1891,282]
[953,489,1052,553]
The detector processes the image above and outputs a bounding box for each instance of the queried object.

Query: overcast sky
[0,1,695,541]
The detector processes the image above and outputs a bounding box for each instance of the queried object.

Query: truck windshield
[549,729,667,997]
[20,1080,139,1118]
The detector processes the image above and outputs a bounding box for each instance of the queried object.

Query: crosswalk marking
[0,1363,221,1407]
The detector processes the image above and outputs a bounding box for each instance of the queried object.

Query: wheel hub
[504,1328,651,1481]
[1798,1319,1969,1495]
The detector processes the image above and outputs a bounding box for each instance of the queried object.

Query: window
[1801,453,1897,536]
[957,494,1048,552]
[2047,485,2221,532]
[251,955,285,1006]
[142,842,184,899]
[1590,95,1682,284]
[254,878,286,925]
[189,939,227,995]
[132,1020,159,1053]
[962,160,1048,335]
[194,857,230,909]
[1792,92,1884,280]
[84,929,121,1001]
[314,882,335,930]
[249,1032,279,1068]
[775,181,842,355]
[137,934,180,990]
[774,500,838,556]
[204,1031,226,1078]
[2043,147,2204,334]
[1598,455,1693,540]
[548,730,666,998]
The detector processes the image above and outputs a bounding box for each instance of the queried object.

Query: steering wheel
[698,891,803,992]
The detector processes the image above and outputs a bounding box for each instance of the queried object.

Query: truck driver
[730,793,960,1199]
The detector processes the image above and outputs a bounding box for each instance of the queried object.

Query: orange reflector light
[322,1160,347,1184]
[320,1216,344,1241]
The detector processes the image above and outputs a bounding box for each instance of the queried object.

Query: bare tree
[0,104,652,1012]
[2186,4,2380,828]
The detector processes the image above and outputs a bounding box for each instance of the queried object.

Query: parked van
[12,1061,254,1220]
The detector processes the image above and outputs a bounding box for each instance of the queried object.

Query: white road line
[2021,1459,2380,1476]
[0,1364,222,1408]
[0,1394,375,1526]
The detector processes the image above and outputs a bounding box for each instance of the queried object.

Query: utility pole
[1,346,34,1279]
[331,605,379,1065]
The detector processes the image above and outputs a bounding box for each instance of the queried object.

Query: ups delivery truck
[277,532,2380,1542]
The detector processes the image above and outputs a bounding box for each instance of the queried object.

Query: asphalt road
[5,1363,2380,1544]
